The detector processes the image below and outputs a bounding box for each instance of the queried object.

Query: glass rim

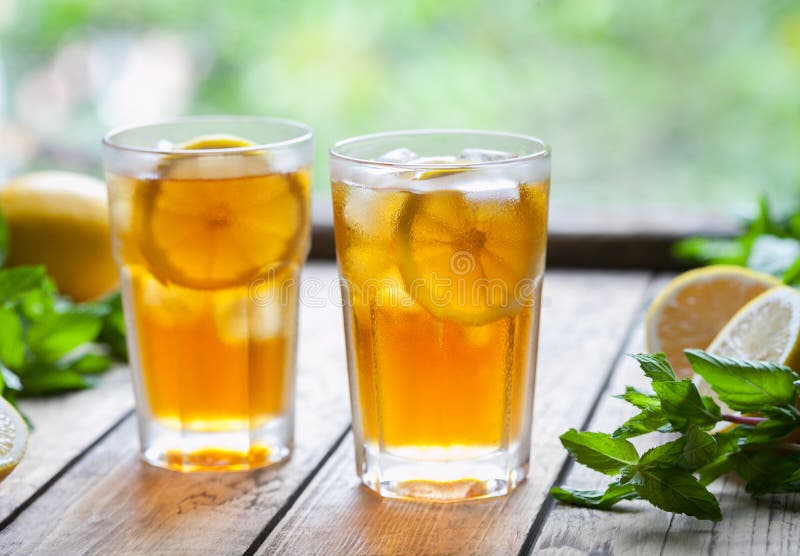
[329,128,550,169]
[102,115,313,156]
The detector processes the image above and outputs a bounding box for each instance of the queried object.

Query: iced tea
[331,131,550,501]
[103,118,312,472]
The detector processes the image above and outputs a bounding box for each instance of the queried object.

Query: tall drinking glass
[102,117,312,472]
[330,130,550,501]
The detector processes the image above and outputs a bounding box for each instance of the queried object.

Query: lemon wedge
[695,286,800,411]
[645,265,780,377]
[706,286,800,368]
[0,397,28,482]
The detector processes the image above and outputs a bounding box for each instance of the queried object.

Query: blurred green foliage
[1,0,799,206]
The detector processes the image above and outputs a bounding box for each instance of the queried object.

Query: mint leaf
[96,293,127,360]
[0,365,21,393]
[18,369,92,397]
[680,427,718,469]
[637,428,717,472]
[559,429,639,475]
[746,235,800,277]
[685,350,798,411]
[733,451,800,494]
[0,306,25,369]
[26,311,103,362]
[633,466,722,521]
[65,353,111,374]
[631,352,677,382]
[736,419,800,445]
[782,255,800,285]
[640,438,686,467]
[550,480,639,510]
[614,386,660,410]
[697,455,737,486]
[18,285,56,322]
[612,386,672,439]
[652,380,720,430]
[612,409,671,439]
[671,237,747,266]
[0,266,47,302]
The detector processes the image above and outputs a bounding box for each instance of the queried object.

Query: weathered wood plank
[533,277,800,556]
[532,314,673,555]
[0,264,351,555]
[255,270,654,556]
[0,367,134,526]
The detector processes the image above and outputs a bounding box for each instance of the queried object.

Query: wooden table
[0,264,797,555]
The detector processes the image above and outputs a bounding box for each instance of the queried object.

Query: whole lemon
[1,171,119,301]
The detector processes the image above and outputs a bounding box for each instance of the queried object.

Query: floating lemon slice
[396,189,545,325]
[0,397,28,483]
[645,265,780,377]
[136,135,309,290]
[177,134,256,150]
[409,157,472,181]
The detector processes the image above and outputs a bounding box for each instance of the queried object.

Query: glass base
[357,444,529,502]
[139,414,292,473]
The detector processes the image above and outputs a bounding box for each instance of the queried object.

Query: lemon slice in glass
[136,135,309,290]
[396,188,545,325]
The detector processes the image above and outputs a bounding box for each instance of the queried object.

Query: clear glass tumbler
[102,116,312,472]
[330,130,551,501]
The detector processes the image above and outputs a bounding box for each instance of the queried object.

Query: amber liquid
[107,166,310,471]
[333,179,548,470]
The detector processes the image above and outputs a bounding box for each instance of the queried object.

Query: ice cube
[156,139,175,150]
[458,148,515,163]
[377,148,418,163]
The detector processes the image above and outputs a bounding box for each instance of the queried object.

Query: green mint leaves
[685,350,798,411]
[551,350,800,521]
[0,263,127,419]
[559,430,639,475]
[673,195,800,285]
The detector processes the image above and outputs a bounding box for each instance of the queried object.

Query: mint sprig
[673,195,800,285]
[551,350,800,521]
[0,264,127,421]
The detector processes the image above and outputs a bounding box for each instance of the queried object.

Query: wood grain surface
[3,267,792,556]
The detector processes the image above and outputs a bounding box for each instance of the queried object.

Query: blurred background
[0,0,798,210]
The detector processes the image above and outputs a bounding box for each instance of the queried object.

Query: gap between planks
[517,272,660,555]
[0,408,134,532]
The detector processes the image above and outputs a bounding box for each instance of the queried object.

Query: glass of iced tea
[102,117,312,472]
[330,130,550,501]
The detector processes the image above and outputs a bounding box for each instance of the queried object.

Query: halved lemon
[396,187,546,325]
[136,135,309,290]
[706,285,800,368]
[645,266,780,377]
[0,397,28,482]
[696,286,800,410]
